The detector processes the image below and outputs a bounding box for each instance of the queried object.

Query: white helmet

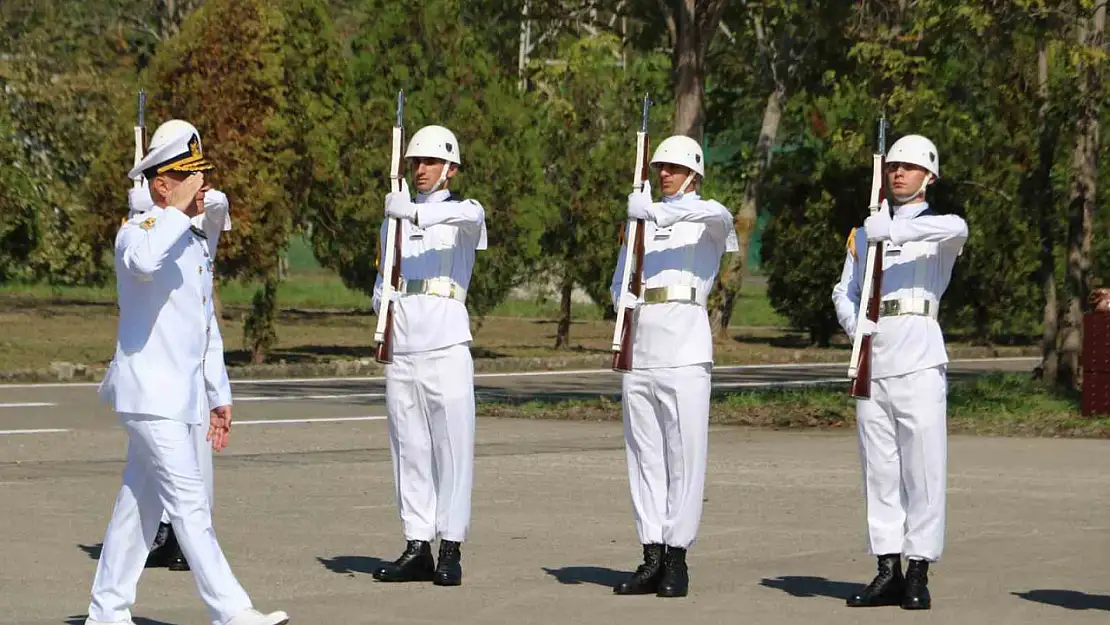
[650,135,704,177]
[405,125,461,165]
[886,134,940,178]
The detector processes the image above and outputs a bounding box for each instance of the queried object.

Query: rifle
[847,113,889,399]
[133,89,146,189]
[611,93,652,372]
[374,90,406,365]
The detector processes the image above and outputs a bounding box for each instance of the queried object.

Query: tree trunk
[1033,37,1061,384]
[1058,3,1105,390]
[672,0,704,140]
[554,273,574,349]
[708,85,786,335]
[666,0,726,141]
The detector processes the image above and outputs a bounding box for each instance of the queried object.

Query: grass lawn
[479,373,1106,439]
[0,267,1030,373]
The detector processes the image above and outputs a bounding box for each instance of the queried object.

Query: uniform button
[203,296,208,304]
[198,267,203,274]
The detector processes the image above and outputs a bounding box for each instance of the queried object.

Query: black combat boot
[434,540,463,586]
[846,554,904,607]
[901,558,931,610]
[145,522,173,568]
[613,544,665,595]
[372,540,435,582]
[165,532,190,572]
[656,546,689,598]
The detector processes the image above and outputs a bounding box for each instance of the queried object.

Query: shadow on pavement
[317,555,390,576]
[759,575,863,601]
[67,617,176,625]
[78,543,102,560]
[542,565,628,587]
[1012,589,1110,610]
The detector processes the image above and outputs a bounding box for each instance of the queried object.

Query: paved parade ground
[3,357,1110,624]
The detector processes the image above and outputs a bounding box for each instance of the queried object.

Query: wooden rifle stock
[847,114,888,399]
[612,94,653,372]
[613,209,646,372]
[375,90,405,364]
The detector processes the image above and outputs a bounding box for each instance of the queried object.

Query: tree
[707,0,853,334]
[531,33,672,348]
[311,0,552,328]
[122,0,347,363]
[1058,0,1107,390]
[651,0,728,141]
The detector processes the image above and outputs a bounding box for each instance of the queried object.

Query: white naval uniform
[128,184,233,518]
[89,204,254,625]
[372,189,487,543]
[609,191,738,550]
[831,199,968,562]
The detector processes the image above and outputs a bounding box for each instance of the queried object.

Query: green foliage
[311,0,551,321]
[761,133,871,346]
[533,34,672,317]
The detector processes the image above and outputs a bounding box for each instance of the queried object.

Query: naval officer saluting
[84,119,288,625]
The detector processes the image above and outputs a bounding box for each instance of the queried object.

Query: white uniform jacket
[372,189,487,355]
[831,200,969,379]
[609,192,739,369]
[98,203,232,423]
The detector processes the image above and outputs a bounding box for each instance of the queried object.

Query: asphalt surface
[6,356,1108,625]
[0,356,1038,433]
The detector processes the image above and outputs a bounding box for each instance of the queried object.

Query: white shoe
[225,608,290,625]
[85,620,135,625]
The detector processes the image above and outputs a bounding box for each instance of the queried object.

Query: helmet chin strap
[429,162,451,193]
[891,174,933,205]
[669,172,696,199]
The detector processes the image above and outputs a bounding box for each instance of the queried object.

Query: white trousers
[621,364,711,550]
[385,342,475,543]
[856,365,948,562]
[87,414,252,625]
[161,422,213,524]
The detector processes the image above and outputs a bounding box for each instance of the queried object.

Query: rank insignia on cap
[139,217,157,230]
[156,134,214,175]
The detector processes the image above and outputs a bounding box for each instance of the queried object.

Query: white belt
[642,285,707,307]
[401,277,467,303]
[879,297,938,319]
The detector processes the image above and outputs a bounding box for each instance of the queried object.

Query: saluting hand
[167,173,206,215]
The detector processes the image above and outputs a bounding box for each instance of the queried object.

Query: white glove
[854,318,879,339]
[627,180,655,222]
[127,184,155,216]
[385,179,416,220]
[201,189,232,232]
[618,291,643,311]
[863,210,892,242]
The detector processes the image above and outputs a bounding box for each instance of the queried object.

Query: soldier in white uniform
[85,119,289,625]
[831,135,968,611]
[370,125,486,587]
[126,176,233,573]
[608,135,738,598]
